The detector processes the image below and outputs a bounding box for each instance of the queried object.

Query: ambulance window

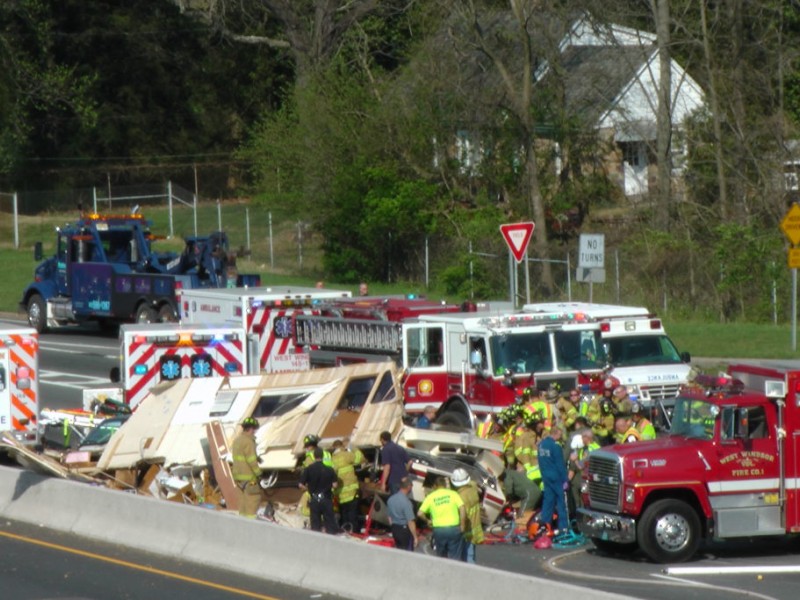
[254,392,312,417]
[372,371,397,404]
[339,376,376,411]
[210,390,237,416]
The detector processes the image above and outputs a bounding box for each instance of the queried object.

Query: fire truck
[111,323,247,408]
[578,363,800,563]
[0,327,39,446]
[524,302,691,428]
[293,296,472,367]
[178,286,352,374]
[295,308,608,426]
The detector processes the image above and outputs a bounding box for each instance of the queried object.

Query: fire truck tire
[436,410,470,428]
[27,294,48,333]
[157,304,178,323]
[637,498,701,563]
[134,303,157,324]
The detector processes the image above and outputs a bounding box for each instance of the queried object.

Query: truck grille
[587,454,622,510]
[645,383,681,401]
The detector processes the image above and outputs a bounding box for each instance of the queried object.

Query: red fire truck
[578,363,800,563]
[296,308,608,427]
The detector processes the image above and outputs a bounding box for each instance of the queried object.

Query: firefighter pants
[238,481,262,518]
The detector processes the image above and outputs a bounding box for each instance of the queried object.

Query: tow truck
[20,210,259,332]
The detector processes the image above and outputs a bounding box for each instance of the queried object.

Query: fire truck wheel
[134,303,157,324]
[27,294,48,333]
[637,498,701,563]
[157,304,178,323]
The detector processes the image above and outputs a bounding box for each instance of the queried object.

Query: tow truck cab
[578,364,800,563]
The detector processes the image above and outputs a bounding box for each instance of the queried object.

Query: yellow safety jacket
[331,449,359,504]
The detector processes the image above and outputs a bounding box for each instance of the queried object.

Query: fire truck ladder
[294,315,402,354]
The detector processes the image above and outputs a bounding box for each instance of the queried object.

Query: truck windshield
[605,334,683,367]
[489,332,552,375]
[670,397,716,440]
[554,329,606,370]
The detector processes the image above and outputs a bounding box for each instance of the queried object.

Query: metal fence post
[167,180,174,238]
[13,192,19,249]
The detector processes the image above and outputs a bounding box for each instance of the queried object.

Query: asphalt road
[5,316,800,600]
[0,518,345,600]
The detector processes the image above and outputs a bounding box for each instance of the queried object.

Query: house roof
[558,44,656,127]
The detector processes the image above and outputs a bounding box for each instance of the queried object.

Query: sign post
[500,222,535,306]
[780,204,800,350]
[578,234,605,302]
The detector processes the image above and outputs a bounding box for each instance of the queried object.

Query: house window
[621,142,644,168]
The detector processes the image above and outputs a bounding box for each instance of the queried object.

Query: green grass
[4,203,800,361]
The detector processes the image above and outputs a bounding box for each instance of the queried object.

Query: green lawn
[4,204,800,361]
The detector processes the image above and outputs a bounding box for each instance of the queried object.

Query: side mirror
[681,351,691,363]
[109,366,121,383]
[34,241,43,262]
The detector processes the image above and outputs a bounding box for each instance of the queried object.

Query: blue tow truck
[20,210,260,332]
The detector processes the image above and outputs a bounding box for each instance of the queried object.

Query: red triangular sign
[500,222,535,263]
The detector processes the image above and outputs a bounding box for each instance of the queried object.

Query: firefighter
[331,439,359,533]
[504,412,542,520]
[556,388,578,429]
[615,414,641,443]
[523,386,556,432]
[231,417,263,518]
[302,434,333,468]
[568,428,601,513]
[587,389,616,445]
[451,468,484,564]
[631,402,656,440]
[612,385,634,415]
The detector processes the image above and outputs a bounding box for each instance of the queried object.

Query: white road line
[651,573,779,600]
[39,370,111,390]
[666,565,800,576]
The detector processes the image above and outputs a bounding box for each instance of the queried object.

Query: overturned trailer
[92,361,505,525]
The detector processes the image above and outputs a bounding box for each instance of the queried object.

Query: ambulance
[0,327,39,446]
[178,286,351,374]
[114,323,247,408]
[523,302,691,427]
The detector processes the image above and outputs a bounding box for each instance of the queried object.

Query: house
[540,15,706,199]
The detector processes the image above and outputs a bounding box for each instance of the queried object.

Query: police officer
[231,417,262,518]
[299,447,338,533]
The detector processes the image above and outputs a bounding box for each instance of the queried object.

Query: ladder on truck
[294,315,402,354]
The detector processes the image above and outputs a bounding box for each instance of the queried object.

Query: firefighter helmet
[241,417,259,429]
[303,434,320,447]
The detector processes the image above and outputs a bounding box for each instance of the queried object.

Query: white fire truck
[524,302,691,427]
[295,309,608,426]
[178,286,352,374]
[0,327,39,446]
[113,323,247,408]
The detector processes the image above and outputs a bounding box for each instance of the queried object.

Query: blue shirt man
[379,430,410,493]
[537,427,570,534]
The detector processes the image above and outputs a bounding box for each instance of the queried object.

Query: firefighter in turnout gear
[587,387,617,445]
[302,434,333,468]
[331,439,360,533]
[231,417,263,518]
[523,385,557,432]
[631,402,656,440]
[502,409,542,516]
[451,468,484,564]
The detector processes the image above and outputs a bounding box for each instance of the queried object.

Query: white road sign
[579,234,605,269]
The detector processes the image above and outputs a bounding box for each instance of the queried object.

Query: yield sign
[500,222,535,263]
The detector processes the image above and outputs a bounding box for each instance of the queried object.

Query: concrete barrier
[0,466,633,600]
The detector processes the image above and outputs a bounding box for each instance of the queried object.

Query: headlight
[625,487,635,504]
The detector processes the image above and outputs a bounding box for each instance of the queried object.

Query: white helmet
[451,468,470,487]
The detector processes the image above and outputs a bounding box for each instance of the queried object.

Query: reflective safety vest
[524,401,555,429]
[617,427,641,444]
[304,449,333,468]
[636,417,657,440]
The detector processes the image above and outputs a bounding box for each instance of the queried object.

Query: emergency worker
[568,428,600,514]
[331,439,359,533]
[302,434,333,468]
[611,385,634,415]
[417,476,466,560]
[231,417,263,518]
[523,386,556,432]
[299,447,338,534]
[500,405,523,471]
[451,468,484,564]
[503,412,542,517]
[587,389,616,445]
[615,415,641,443]
[534,426,570,539]
[557,388,578,430]
[631,403,656,440]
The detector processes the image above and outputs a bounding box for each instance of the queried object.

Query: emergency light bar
[483,311,592,329]
[134,332,240,346]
